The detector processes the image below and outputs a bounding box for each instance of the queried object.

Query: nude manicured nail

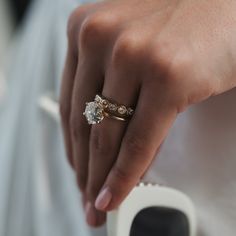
[95,187,112,210]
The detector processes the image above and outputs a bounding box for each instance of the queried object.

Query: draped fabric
[0,0,105,235]
[0,0,236,235]
[0,0,13,64]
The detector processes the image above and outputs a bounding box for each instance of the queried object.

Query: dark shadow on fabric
[7,0,33,25]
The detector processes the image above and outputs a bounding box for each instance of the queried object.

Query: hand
[60,0,236,227]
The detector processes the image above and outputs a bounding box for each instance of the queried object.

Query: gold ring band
[103,111,128,121]
[83,94,135,125]
[95,94,134,118]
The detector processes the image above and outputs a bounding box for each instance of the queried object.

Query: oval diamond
[83,102,104,124]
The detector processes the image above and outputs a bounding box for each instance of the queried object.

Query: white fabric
[0,0,105,235]
[0,0,235,235]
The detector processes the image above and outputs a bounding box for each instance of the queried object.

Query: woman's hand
[60,0,236,227]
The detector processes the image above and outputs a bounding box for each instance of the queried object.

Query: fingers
[85,55,141,228]
[86,62,140,206]
[80,194,106,227]
[70,58,103,191]
[83,194,107,227]
[85,202,107,227]
[94,85,177,211]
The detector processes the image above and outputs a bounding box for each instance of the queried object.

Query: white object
[107,183,196,236]
[39,95,60,122]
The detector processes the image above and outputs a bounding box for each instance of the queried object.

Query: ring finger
[86,55,141,209]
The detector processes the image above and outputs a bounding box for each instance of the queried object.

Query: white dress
[0,0,235,235]
[0,0,105,235]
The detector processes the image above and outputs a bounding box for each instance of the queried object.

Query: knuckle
[112,32,144,68]
[67,4,93,42]
[149,40,177,78]
[150,40,193,85]
[168,50,193,84]
[80,12,117,48]
[90,126,111,157]
[150,40,195,112]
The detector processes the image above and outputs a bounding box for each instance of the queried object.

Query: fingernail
[85,202,97,226]
[95,187,112,210]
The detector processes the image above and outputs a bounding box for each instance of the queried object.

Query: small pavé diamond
[108,103,117,111]
[102,100,108,107]
[127,108,134,115]
[118,105,127,115]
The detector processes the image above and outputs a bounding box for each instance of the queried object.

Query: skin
[60,0,236,227]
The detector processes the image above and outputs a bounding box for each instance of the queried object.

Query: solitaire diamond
[83,102,104,124]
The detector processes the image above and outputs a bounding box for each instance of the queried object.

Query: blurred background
[0,0,106,235]
[0,0,32,100]
[0,0,32,58]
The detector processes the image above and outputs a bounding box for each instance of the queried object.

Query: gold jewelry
[103,111,127,122]
[95,94,134,116]
[83,94,134,125]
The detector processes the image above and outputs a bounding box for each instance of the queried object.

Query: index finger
[94,85,177,211]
